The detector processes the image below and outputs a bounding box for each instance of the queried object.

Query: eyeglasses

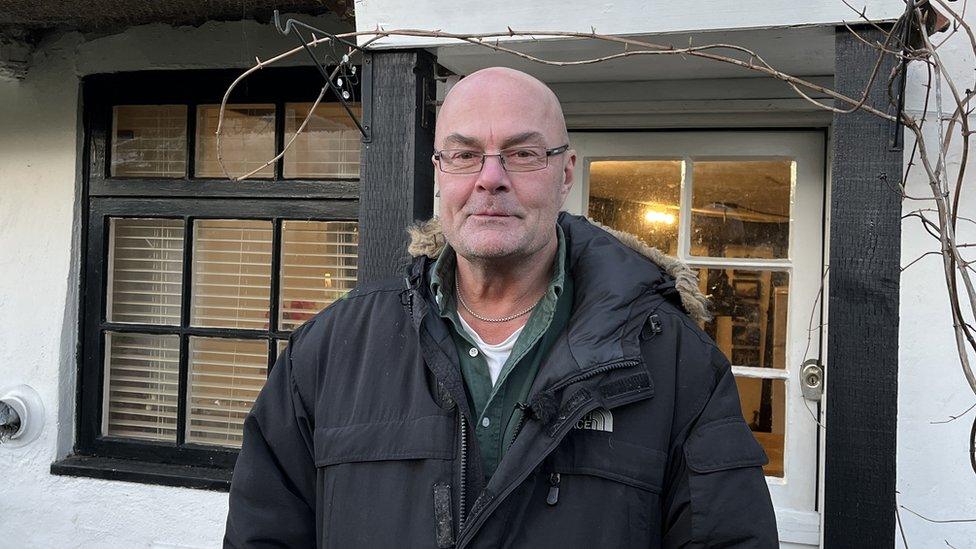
[433,144,570,174]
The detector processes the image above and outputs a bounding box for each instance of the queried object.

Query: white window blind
[279,220,359,331]
[111,105,188,178]
[191,219,273,330]
[187,337,268,447]
[195,104,275,179]
[284,102,362,179]
[102,332,180,442]
[107,218,185,326]
[99,216,360,449]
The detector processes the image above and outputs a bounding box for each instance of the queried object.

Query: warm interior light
[643,210,676,225]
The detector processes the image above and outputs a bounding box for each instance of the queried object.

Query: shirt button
[469,347,479,357]
[482,417,491,428]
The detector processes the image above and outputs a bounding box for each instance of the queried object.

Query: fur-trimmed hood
[406,215,710,324]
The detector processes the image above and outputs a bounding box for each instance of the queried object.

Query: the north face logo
[575,408,613,432]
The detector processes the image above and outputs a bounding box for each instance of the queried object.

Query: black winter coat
[225,213,778,548]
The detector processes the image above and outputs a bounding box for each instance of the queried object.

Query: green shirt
[429,225,574,480]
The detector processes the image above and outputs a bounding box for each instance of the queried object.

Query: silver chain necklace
[455,277,541,323]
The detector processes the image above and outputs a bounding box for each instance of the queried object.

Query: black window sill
[51,455,232,492]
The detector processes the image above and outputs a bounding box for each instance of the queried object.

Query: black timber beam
[824,26,901,547]
[358,49,436,284]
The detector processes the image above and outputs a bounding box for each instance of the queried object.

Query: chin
[456,235,525,260]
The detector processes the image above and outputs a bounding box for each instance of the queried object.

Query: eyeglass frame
[432,144,571,174]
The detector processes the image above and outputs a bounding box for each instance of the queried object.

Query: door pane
[284,102,362,179]
[107,218,185,325]
[191,219,272,329]
[698,268,790,369]
[279,220,359,331]
[103,332,180,442]
[735,375,786,478]
[186,337,268,448]
[195,104,275,179]
[588,160,682,255]
[691,160,793,259]
[111,105,188,177]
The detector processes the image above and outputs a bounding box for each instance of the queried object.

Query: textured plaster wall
[0,15,348,548]
[897,6,976,547]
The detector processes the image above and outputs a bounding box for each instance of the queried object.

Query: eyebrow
[442,133,482,149]
[440,131,548,150]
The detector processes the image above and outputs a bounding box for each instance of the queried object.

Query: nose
[475,154,511,194]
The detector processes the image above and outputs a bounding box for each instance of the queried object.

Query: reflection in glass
[698,268,789,369]
[691,160,793,259]
[103,332,180,442]
[588,160,682,255]
[284,103,362,179]
[111,105,188,177]
[195,104,275,179]
[279,221,359,331]
[734,376,786,477]
[191,219,272,330]
[187,337,268,448]
[108,218,184,325]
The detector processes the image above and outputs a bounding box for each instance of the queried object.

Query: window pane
[279,221,359,331]
[187,337,268,448]
[195,104,275,179]
[734,376,786,477]
[698,268,789,369]
[284,102,362,179]
[111,105,187,177]
[107,218,184,325]
[191,219,272,329]
[691,160,793,259]
[103,332,180,442]
[588,160,682,255]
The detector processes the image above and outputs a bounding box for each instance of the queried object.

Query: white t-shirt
[457,313,525,386]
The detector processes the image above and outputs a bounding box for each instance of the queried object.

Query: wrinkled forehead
[435,72,567,148]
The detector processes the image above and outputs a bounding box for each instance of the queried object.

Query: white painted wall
[897,5,976,546]
[355,0,904,48]
[0,15,349,548]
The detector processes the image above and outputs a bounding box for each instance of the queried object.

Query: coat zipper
[547,359,641,394]
[546,473,560,506]
[458,411,469,530]
[456,358,643,548]
[507,404,530,452]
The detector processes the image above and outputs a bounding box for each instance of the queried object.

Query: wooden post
[824,26,901,547]
[358,50,437,284]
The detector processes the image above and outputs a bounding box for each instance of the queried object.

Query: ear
[559,149,577,197]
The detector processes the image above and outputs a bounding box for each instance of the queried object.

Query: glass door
[566,131,825,547]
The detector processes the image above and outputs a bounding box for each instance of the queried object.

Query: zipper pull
[546,473,561,506]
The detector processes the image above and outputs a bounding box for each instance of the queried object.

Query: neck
[453,233,556,340]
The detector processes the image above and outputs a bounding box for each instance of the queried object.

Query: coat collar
[406,212,710,375]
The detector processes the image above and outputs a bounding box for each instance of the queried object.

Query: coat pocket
[683,416,768,473]
[682,416,776,547]
[551,429,668,493]
[314,414,457,549]
[314,413,456,466]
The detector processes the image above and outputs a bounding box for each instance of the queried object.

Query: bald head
[436,67,569,148]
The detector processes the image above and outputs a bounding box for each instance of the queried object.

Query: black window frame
[55,67,362,489]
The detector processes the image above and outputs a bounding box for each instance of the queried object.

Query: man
[225,67,777,548]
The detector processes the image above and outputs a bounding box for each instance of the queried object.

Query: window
[70,68,361,481]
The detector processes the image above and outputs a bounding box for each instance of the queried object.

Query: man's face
[433,69,576,262]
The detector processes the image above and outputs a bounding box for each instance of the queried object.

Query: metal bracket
[272,10,371,143]
[800,359,824,401]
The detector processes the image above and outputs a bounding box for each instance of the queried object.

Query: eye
[449,150,479,161]
[510,148,541,158]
